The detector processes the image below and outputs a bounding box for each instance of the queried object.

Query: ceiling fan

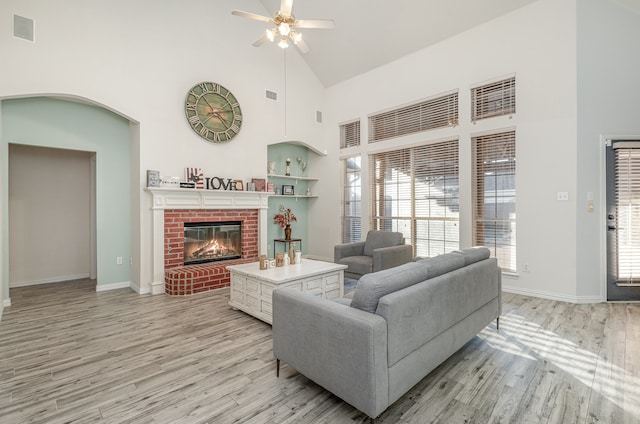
[232,0,335,53]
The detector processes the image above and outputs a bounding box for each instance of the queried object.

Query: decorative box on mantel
[146,187,271,295]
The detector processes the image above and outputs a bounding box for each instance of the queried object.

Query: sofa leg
[496,317,500,331]
[276,359,280,377]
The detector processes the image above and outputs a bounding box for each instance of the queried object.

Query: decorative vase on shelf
[284,224,292,240]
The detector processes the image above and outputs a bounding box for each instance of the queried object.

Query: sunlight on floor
[479,313,640,420]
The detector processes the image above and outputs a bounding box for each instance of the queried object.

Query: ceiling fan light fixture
[291,31,302,44]
[266,28,276,42]
[278,36,289,49]
[278,22,290,36]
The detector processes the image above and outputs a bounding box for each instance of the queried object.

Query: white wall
[576,0,640,299]
[318,0,584,301]
[9,145,92,285]
[0,0,326,295]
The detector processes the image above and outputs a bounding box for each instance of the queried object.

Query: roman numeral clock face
[185,82,242,143]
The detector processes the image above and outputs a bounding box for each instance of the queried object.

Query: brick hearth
[163,209,258,295]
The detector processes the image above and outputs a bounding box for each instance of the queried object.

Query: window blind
[613,145,640,283]
[341,156,362,243]
[340,120,361,148]
[369,139,459,256]
[473,131,516,272]
[471,77,516,122]
[368,93,458,143]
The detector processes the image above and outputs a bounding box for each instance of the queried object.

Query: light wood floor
[0,279,639,423]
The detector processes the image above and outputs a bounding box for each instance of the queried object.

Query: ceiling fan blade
[231,10,273,24]
[252,33,270,47]
[294,19,336,29]
[293,37,310,54]
[279,0,293,17]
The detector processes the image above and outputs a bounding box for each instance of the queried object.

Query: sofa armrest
[273,287,389,419]
[334,241,366,262]
[372,244,413,272]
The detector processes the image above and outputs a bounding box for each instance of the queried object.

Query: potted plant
[273,204,297,240]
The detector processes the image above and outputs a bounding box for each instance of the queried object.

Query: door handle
[608,225,618,231]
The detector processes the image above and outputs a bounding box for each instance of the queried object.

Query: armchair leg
[276,359,280,377]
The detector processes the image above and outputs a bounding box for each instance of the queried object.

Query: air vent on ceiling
[265,90,278,101]
[13,14,34,42]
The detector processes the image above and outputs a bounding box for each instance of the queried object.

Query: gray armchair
[334,230,413,279]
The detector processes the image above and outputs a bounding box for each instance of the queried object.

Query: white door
[605,140,640,301]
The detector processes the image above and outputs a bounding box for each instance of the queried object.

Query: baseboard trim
[96,281,131,292]
[502,284,604,304]
[130,281,150,295]
[10,273,91,288]
[150,280,165,295]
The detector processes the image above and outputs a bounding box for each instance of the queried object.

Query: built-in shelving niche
[266,141,324,257]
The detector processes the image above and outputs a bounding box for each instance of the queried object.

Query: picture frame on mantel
[147,170,160,187]
[282,184,294,195]
[252,178,266,192]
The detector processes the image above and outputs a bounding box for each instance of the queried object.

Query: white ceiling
[253,0,539,87]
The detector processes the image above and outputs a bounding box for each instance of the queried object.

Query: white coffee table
[227,259,347,324]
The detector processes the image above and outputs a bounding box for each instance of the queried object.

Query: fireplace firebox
[184,221,241,265]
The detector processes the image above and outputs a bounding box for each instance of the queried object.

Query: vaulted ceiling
[251,0,540,87]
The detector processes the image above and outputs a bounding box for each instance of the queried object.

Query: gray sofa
[334,230,414,279]
[272,247,501,419]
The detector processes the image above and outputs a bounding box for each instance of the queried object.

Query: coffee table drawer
[324,273,340,290]
[232,275,246,290]
[325,288,341,299]
[246,293,260,309]
[305,278,323,295]
[246,278,260,293]
[230,288,244,303]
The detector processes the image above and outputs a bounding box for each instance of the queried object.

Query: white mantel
[146,187,271,295]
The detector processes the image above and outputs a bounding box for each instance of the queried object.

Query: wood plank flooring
[0,279,639,423]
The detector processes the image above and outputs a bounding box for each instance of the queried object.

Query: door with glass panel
[606,140,640,301]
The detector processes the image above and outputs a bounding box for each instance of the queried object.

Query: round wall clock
[185,82,242,143]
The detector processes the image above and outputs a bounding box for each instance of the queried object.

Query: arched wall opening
[1,94,140,305]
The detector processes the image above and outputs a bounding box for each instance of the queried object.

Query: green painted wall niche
[266,143,318,258]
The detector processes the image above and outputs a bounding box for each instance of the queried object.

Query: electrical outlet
[523,263,530,272]
[116,256,123,265]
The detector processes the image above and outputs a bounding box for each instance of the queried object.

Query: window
[368,92,458,143]
[369,140,459,256]
[471,76,515,122]
[342,156,362,243]
[473,131,516,272]
[340,120,361,148]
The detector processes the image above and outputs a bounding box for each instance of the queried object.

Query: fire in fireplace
[184,221,241,265]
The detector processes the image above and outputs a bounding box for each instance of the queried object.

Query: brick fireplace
[146,188,270,295]
[163,209,257,295]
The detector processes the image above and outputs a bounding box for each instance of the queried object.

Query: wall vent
[13,15,34,42]
[265,90,278,101]
[316,111,323,123]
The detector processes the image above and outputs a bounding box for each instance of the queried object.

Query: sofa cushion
[337,255,373,276]
[454,246,491,266]
[350,262,429,313]
[363,231,403,257]
[417,252,465,279]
